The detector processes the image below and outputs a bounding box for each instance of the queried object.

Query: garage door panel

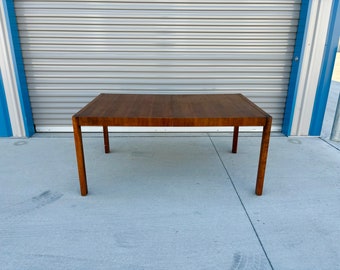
[14,0,301,131]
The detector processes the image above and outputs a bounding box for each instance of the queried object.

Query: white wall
[290,0,333,136]
[0,1,25,137]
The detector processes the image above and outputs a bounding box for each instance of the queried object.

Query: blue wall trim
[3,0,35,136]
[282,0,311,136]
[0,71,13,137]
[309,0,340,136]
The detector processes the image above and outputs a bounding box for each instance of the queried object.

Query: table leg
[72,117,88,196]
[232,126,239,153]
[255,117,272,196]
[103,126,110,153]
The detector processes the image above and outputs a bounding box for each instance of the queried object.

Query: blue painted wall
[3,0,34,136]
[282,0,311,136]
[309,0,340,135]
[0,71,12,137]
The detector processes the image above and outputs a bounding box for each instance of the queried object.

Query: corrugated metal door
[14,0,301,132]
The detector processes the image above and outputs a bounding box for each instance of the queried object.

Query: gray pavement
[1,130,340,270]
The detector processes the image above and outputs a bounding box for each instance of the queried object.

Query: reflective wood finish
[73,94,272,196]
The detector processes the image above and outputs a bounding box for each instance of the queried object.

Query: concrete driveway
[1,131,339,270]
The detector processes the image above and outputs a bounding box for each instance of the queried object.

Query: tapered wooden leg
[232,126,239,153]
[103,126,110,153]
[255,117,272,196]
[72,117,88,196]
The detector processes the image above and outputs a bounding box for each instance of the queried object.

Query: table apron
[76,117,269,127]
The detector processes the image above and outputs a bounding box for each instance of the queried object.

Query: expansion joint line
[319,137,340,151]
[208,135,274,270]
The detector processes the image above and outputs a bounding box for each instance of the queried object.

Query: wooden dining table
[72,93,272,196]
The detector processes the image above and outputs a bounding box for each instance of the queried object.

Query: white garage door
[15,0,301,132]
